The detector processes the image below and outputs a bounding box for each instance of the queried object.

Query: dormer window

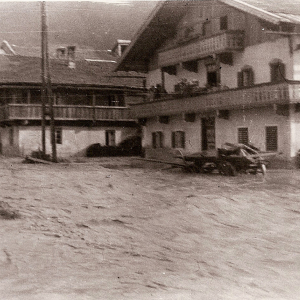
[56,47,66,59]
[270,59,286,83]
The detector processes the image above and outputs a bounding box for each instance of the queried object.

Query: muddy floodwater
[0,157,300,300]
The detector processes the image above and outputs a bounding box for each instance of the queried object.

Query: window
[55,128,62,144]
[206,63,220,87]
[266,126,278,151]
[105,130,116,146]
[237,67,254,87]
[9,128,14,146]
[172,131,185,149]
[270,60,286,83]
[184,113,196,123]
[238,128,249,144]
[203,21,212,36]
[220,16,228,30]
[152,131,164,148]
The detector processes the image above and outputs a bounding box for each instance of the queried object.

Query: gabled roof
[221,0,300,24]
[0,54,144,89]
[115,0,300,72]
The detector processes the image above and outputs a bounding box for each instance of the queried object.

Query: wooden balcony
[0,104,134,122]
[130,82,300,118]
[158,30,244,67]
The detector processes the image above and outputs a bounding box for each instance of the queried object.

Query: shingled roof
[221,0,300,24]
[0,54,144,89]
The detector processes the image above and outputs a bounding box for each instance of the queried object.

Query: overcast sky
[0,1,157,54]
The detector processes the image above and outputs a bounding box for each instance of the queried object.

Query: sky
[0,1,157,55]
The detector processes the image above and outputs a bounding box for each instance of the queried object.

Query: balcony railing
[0,104,134,122]
[158,30,244,67]
[130,82,300,118]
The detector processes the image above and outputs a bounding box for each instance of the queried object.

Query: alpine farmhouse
[115,0,300,166]
[0,41,145,157]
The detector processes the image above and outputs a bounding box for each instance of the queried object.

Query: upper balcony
[158,30,244,67]
[130,81,300,119]
[0,105,135,122]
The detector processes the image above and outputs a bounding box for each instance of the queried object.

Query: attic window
[56,47,66,59]
[260,20,279,32]
[220,16,228,31]
[280,23,294,33]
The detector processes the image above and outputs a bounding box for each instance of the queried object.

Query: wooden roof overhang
[0,82,144,92]
[115,0,188,72]
[116,0,300,73]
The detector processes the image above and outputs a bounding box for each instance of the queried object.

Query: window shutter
[279,63,286,81]
[181,132,186,149]
[266,126,278,151]
[152,132,157,149]
[159,132,164,148]
[249,69,254,86]
[238,128,248,144]
[172,132,175,148]
[237,72,243,87]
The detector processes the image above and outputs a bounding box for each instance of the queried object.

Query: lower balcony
[131,81,300,118]
[0,105,134,122]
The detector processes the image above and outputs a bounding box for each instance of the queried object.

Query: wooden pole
[42,1,57,162]
[41,1,46,156]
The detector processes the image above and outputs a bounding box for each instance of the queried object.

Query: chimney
[67,46,76,69]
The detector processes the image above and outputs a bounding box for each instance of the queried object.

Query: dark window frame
[266,126,278,151]
[105,130,116,146]
[270,60,286,83]
[171,131,186,149]
[238,127,249,144]
[237,66,255,87]
[152,131,164,149]
[55,128,62,145]
[220,16,228,30]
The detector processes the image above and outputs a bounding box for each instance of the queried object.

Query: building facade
[0,42,145,157]
[116,0,300,165]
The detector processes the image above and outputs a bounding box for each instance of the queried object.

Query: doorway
[202,117,215,151]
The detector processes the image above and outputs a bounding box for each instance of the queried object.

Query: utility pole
[41,1,57,162]
[40,1,46,156]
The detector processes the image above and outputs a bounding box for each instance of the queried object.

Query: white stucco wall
[143,115,202,153]
[148,37,293,92]
[292,36,300,81]
[216,107,290,157]
[221,37,293,88]
[0,127,19,156]
[143,106,291,158]
[13,126,138,157]
[290,106,300,157]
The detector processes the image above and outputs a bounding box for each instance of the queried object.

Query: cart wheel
[217,162,227,175]
[260,163,267,176]
[219,162,237,176]
[225,162,237,176]
[201,163,215,173]
[183,165,198,173]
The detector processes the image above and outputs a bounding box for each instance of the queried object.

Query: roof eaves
[115,0,166,71]
[219,0,291,24]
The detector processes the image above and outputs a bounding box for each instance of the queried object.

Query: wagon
[178,143,269,176]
